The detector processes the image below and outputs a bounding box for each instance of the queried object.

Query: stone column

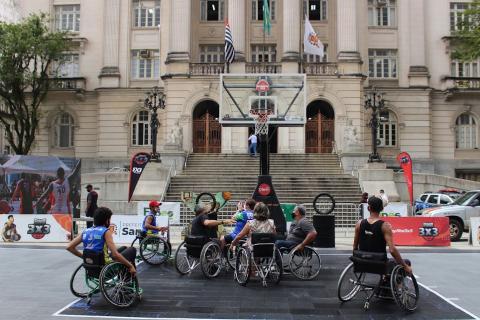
[408,0,429,87]
[336,0,362,74]
[99,0,121,87]
[167,0,191,64]
[282,0,301,67]
[228,0,246,73]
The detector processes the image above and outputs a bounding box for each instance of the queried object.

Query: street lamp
[144,86,166,160]
[364,88,385,163]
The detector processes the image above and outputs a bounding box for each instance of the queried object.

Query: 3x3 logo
[418,222,438,241]
[27,218,51,240]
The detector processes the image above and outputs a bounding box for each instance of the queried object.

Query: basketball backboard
[220,74,306,127]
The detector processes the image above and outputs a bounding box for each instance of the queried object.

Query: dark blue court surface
[58,255,474,320]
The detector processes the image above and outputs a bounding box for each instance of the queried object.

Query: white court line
[52,298,81,317]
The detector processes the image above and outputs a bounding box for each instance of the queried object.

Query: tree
[452,1,480,61]
[0,14,69,154]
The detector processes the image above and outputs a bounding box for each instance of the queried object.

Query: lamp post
[144,86,166,161]
[364,88,385,163]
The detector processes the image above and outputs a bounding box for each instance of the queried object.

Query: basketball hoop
[250,109,273,135]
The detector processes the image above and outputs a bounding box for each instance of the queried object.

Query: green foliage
[452,0,480,61]
[0,13,69,154]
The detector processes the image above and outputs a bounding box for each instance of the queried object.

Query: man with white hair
[275,205,317,252]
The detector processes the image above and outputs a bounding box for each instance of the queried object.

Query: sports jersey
[142,211,158,235]
[82,226,112,264]
[230,210,254,237]
[358,219,387,254]
[50,179,70,214]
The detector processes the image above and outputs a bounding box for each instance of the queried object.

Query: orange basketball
[0,200,11,214]
[222,192,232,201]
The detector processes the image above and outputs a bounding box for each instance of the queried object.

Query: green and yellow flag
[263,0,271,35]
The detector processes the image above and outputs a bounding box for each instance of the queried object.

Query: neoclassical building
[11,0,480,180]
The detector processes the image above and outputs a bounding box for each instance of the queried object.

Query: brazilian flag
[263,0,271,35]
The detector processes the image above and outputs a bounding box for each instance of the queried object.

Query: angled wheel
[267,248,283,285]
[289,246,321,280]
[70,264,99,298]
[313,193,335,215]
[337,262,364,302]
[196,192,217,213]
[200,241,222,279]
[235,247,251,286]
[390,265,419,312]
[174,241,196,275]
[140,236,170,265]
[100,262,139,308]
[225,244,236,270]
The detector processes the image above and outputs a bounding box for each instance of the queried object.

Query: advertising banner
[471,217,480,247]
[137,201,181,225]
[110,215,168,244]
[382,217,450,246]
[397,152,414,206]
[0,214,72,242]
[362,203,409,219]
[128,153,151,202]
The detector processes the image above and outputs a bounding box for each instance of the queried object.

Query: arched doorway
[193,100,221,153]
[305,100,335,153]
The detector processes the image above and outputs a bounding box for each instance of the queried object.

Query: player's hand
[294,244,305,252]
[404,264,413,275]
[128,265,137,276]
[237,201,243,210]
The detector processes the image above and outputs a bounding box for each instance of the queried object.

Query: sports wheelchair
[174,236,232,278]
[130,230,171,266]
[70,250,141,308]
[278,245,321,280]
[235,233,283,287]
[337,251,419,312]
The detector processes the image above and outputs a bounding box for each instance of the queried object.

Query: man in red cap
[141,200,168,236]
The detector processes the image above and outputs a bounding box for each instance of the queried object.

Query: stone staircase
[164,154,362,228]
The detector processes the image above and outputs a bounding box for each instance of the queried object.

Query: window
[132,110,151,146]
[252,0,276,21]
[54,54,80,78]
[131,50,160,79]
[456,113,477,149]
[377,110,397,147]
[133,0,160,27]
[55,113,74,148]
[303,44,328,62]
[55,5,80,32]
[368,0,396,27]
[440,195,451,204]
[420,194,428,202]
[199,45,224,63]
[303,0,328,21]
[368,49,397,79]
[450,2,470,31]
[427,195,439,204]
[201,0,225,21]
[451,59,480,77]
[251,45,276,63]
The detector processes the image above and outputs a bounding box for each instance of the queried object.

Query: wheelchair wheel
[100,262,139,308]
[174,241,196,275]
[337,262,365,302]
[196,192,217,212]
[140,237,170,265]
[70,264,99,298]
[225,244,236,270]
[267,248,283,285]
[289,246,321,280]
[200,241,222,279]
[390,265,419,312]
[313,193,335,215]
[235,247,251,286]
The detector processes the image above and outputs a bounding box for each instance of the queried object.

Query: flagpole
[300,1,304,73]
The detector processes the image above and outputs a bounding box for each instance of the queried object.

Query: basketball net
[250,109,273,135]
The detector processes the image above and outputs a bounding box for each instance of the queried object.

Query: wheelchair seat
[185,236,209,258]
[251,233,276,258]
[350,250,388,275]
[82,250,105,278]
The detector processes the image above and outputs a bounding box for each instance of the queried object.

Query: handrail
[183,152,190,170]
[160,164,174,202]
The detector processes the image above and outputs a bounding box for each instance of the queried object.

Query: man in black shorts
[353,196,412,275]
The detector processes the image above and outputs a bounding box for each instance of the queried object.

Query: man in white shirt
[248,134,258,157]
[379,189,389,208]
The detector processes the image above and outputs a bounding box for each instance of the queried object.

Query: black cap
[85,184,93,189]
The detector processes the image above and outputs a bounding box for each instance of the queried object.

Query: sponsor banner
[110,215,168,244]
[0,214,72,242]
[382,217,450,246]
[471,217,480,247]
[362,203,409,219]
[137,201,181,225]
[397,152,414,206]
[128,152,151,202]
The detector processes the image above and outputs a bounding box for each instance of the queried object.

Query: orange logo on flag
[308,32,320,48]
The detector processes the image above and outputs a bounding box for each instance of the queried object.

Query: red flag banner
[397,152,413,206]
[128,152,151,202]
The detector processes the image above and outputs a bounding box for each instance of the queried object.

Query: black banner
[252,175,287,234]
[128,152,151,202]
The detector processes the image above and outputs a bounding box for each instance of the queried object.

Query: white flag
[304,15,324,58]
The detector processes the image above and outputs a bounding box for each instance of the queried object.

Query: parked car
[415,192,459,213]
[420,190,480,241]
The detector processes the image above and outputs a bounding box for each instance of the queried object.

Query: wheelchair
[69,250,140,308]
[279,245,321,280]
[130,229,171,266]
[337,251,419,312]
[234,233,283,287]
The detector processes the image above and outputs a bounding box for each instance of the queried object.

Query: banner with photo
[137,201,181,225]
[0,214,72,242]
[362,203,409,219]
[471,217,480,247]
[110,214,168,244]
[0,155,81,215]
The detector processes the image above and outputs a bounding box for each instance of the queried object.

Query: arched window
[131,110,151,146]
[55,112,74,148]
[456,113,477,149]
[377,110,397,147]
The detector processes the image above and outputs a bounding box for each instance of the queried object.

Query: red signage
[382,217,450,247]
[396,152,414,206]
[255,79,270,93]
[258,183,271,196]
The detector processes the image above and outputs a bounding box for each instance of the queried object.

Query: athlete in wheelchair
[337,197,419,312]
[231,202,283,287]
[275,205,321,280]
[67,207,141,308]
[130,200,171,265]
[174,203,231,278]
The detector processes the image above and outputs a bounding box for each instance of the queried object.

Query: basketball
[0,200,11,214]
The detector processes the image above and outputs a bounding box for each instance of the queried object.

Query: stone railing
[189,63,224,75]
[245,63,282,74]
[444,76,480,89]
[50,77,86,90]
[302,62,338,76]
